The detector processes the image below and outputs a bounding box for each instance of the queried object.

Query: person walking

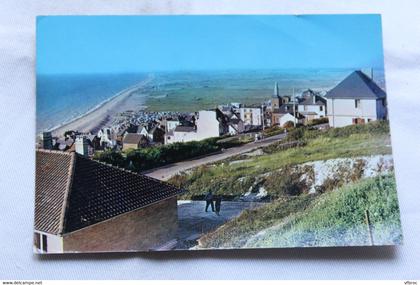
[204,190,214,212]
[214,195,222,216]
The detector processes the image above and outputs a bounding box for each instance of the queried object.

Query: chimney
[75,136,89,157]
[42,132,53,150]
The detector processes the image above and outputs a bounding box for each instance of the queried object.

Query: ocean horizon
[36,68,385,134]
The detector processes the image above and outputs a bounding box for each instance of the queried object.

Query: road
[143,132,286,180]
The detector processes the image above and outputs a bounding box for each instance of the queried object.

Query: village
[34,69,393,253]
[37,70,387,158]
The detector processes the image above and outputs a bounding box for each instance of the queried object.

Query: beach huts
[34,150,184,253]
[325,71,387,127]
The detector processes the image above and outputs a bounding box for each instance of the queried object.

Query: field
[143,70,353,112]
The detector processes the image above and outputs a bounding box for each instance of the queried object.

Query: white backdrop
[0,0,419,280]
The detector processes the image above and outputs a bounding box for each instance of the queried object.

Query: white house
[168,125,197,143]
[277,112,305,127]
[165,110,227,144]
[239,107,262,127]
[325,71,387,128]
[297,90,327,121]
[166,119,180,132]
[138,125,151,139]
[97,128,115,148]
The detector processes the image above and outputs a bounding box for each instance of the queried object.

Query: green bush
[94,136,246,172]
[285,120,390,143]
[283,121,295,129]
[263,125,285,137]
[306,117,329,126]
[93,150,125,167]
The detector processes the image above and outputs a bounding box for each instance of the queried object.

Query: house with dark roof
[297,89,327,122]
[122,133,148,151]
[34,150,184,253]
[325,71,387,127]
[227,113,245,135]
[271,102,297,126]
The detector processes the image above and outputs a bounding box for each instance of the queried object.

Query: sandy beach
[50,76,153,136]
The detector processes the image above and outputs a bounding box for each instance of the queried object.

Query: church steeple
[273,82,279,97]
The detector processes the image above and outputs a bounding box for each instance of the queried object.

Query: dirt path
[143,132,287,180]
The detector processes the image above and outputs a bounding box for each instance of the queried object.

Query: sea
[36,73,148,133]
[36,69,385,133]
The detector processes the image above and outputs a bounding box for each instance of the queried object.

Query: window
[320,106,323,111]
[34,233,48,252]
[42,234,48,252]
[355,99,361,108]
[352,118,366,125]
[304,105,308,111]
[34,233,40,250]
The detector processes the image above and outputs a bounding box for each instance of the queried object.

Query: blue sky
[36,15,384,74]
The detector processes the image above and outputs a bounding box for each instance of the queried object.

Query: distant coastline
[47,75,154,137]
[38,69,385,137]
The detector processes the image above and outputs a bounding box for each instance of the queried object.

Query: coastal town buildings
[297,89,327,122]
[75,136,89,157]
[122,133,147,151]
[169,125,197,143]
[138,124,165,144]
[271,98,298,127]
[165,110,229,144]
[325,71,387,127]
[34,150,184,253]
[238,107,262,129]
[97,128,115,148]
[276,112,305,126]
[227,113,245,135]
[165,119,181,133]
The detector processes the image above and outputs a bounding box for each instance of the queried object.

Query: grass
[244,174,402,248]
[170,121,393,199]
[145,87,270,112]
[198,174,402,249]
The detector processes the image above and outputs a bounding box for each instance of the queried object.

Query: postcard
[34,15,402,253]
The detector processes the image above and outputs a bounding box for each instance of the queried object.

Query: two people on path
[204,190,222,216]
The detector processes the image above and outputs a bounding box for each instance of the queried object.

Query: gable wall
[62,197,178,252]
[327,98,382,127]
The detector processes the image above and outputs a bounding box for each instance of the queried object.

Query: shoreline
[47,75,154,137]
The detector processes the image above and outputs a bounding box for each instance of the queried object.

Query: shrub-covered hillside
[198,174,402,249]
[170,121,393,200]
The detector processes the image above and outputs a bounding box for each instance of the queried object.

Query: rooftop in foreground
[35,150,184,235]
